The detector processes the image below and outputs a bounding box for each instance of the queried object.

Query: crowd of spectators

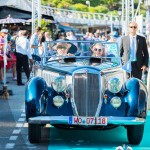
[0,27,57,85]
[0,24,149,85]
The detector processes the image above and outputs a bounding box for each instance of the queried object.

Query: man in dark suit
[120,21,149,79]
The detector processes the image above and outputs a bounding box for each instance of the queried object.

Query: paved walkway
[0,72,48,150]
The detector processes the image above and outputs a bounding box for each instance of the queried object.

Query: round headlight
[52,76,66,92]
[107,78,122,93]
[110,97,122,109]
[53,96,64,107]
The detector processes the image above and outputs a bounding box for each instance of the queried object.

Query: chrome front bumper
[28,116,145,125]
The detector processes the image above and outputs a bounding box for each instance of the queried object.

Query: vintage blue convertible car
[25,41,148,144]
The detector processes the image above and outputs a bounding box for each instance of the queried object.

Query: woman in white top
[39,33,49,64]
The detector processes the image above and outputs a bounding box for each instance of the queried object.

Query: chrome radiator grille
[73,72,100,116]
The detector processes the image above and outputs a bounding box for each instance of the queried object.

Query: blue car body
[25,42,148,144]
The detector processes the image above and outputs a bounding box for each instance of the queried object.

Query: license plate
[69,116,107,126]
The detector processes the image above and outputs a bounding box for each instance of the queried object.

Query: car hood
[44,61,119,74]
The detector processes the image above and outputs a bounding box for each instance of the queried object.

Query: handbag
[32,54,41,61]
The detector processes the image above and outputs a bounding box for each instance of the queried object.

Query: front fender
[125,78,147,117]
[138,80,148,118]
[25,77,47,120]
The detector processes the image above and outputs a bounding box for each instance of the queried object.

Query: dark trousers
[131,61,142,79]
[16,53,30,84]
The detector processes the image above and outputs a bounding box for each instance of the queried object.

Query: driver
[49,43,73,61]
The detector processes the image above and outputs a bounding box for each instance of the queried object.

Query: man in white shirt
[16,30,33,85]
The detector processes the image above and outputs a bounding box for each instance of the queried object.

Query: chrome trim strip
[72,72,78,116]
[29,116,145,125]
[138,79,148,97]
[85,71,88,116]
[101,66,122,74]
[95,71,102,117]
[42,70,60,86]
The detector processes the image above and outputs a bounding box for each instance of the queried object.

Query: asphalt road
[0,72,150,150]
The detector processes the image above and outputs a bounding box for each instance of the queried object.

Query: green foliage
[41,0,146,16]
[107,10,118,16]
[88,7,96,13]
[43,0,61,7]
[40,19,51,33]
[69,5,76,10]
[90,0,104,7]
[105,0,120,10]
[42,1,48,5]
[95,6,109,13]
[140,10,146,17]
[141,3,146,10]
[72,0,87,5]
[105,0,118,6]
[72,0,102,7]
[134,0,139,5]
[73,3,88,12]
[42,0,72,7]
[34,19,50,33]
[57,2,71,9]
[51,0,62,7]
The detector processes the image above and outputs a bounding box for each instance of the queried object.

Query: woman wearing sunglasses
[91,43,105,57]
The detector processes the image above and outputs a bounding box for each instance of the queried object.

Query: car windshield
[41,40,121,67]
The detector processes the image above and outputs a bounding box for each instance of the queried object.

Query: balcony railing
[12,0,145,27]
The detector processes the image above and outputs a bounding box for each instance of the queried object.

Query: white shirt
[16,36,32,59]
[40,42,48,64]
[30,33,39,56]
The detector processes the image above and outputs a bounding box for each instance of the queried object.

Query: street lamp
[86,0,90,7]
[118,9,122,35]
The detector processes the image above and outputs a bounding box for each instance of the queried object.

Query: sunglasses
[94,48,102,52]
[57,45,68,50]
[130,26,137,29]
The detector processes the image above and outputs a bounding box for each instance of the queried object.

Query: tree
[95,6,109,13]
[45,0,72,8]
[104,0,120,10]
[72,0,102,7]
[73,3,88,12]
[88,7,96,13]
[41,0,146,16]
[57,1,72,9]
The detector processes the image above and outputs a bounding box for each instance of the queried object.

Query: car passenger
[91,43,105,57]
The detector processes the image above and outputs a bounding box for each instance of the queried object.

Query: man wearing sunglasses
[120,21,149,79]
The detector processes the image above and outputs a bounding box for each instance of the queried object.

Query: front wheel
[127,124,144,145]
[28,123,41,143]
